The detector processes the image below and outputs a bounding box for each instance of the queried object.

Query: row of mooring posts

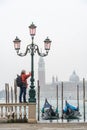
[5,83,14,104]
[5,80,18,103]
[37,78,86,121]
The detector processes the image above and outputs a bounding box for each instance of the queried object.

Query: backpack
[16,75,23,87]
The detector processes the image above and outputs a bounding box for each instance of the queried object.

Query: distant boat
[62,101,81,119]
[41,98,59,120]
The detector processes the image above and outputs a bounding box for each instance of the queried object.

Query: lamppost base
[28,98,36,103]
[29,88,36,102]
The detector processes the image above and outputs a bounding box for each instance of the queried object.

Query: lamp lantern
[13,36,21,50]
[29,22,36,36]
[44,37,51,51]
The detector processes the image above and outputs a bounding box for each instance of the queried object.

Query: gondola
[62,101,81,119]
[41,99,59,120]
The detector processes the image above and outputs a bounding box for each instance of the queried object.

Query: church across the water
[38,57,87,99]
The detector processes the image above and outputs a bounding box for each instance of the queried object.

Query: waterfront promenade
[0,123,87,130]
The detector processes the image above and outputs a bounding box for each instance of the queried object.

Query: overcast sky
[0,0,87,90]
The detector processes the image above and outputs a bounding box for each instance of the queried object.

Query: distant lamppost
[13,22,51,102]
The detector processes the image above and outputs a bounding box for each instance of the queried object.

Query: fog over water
[0,0,87,90]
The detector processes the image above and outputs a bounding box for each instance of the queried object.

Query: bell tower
[38,57,45,87]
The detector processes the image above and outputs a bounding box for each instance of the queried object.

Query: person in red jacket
[19,69,31,103]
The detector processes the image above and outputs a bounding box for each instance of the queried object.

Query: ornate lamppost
[13,23,51,103]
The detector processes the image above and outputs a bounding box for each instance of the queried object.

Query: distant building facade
[38,57,87,99]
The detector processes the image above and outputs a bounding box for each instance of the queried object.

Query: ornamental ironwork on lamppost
[13,22,51,102]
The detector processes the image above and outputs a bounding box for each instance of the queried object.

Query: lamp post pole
[13,22,51,103]
[29,36,36,102]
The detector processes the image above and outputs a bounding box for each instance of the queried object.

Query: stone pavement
[0,123,87,130]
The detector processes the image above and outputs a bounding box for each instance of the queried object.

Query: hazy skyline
[0,0,87,90]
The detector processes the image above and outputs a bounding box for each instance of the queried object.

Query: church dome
[69,71,79,82]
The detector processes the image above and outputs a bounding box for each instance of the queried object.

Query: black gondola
[63,101,81,119]
[41,98,59,120]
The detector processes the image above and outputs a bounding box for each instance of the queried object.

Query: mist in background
[0,0,87,90]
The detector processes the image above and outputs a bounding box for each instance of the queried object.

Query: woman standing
[19,70,31,103]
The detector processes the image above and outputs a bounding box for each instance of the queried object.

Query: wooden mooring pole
[37,80,40,121]
[11,86,13,111]
[83,78,85,121]
[77,84,79,110]
[11,86,13,103]
[14,79,17,119]
[5,83,8,103]
[56,84,58,110]
[14,79,17,103]
[61,82,63,120]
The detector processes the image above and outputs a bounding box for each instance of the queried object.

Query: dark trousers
[19,87,26,102]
